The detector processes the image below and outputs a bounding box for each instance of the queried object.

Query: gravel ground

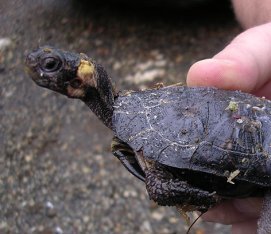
[1,0,241,233]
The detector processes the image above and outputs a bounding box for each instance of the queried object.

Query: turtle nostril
[25,53,37,67]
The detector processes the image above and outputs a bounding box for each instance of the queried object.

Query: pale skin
[187,0,271,233]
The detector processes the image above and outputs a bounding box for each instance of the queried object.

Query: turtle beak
[25,52,45,86]
[25,52,38,68]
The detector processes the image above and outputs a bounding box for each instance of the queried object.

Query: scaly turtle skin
[26,47,271,233]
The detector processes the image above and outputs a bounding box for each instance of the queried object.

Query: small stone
[0,38,12,51]
[45,201,57,218]
[25,154,33,162]
[0,221,7,229]
[82,166,91,174]
[83,215,90,223]
[55,226,63,234]
[140,220,153,233]
[113,61,121,70]
[123,189,138,197]
[37,225,45,232]
[151,211,164,221]
[125,69,165,85]
[169,216,178,223]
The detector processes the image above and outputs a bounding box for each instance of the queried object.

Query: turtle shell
[112,86,271,188]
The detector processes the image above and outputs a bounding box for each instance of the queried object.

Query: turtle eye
[40,56,62,72]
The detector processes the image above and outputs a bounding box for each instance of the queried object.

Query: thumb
[187,22,271,96]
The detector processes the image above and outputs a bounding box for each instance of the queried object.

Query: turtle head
[25,46,99,99]
[26,46,115,129]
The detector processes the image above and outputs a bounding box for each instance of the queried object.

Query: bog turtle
[26,47,271,233]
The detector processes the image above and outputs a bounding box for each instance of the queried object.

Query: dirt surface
[1,0,241,233]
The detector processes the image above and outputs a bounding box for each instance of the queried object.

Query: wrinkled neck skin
[82,64,115,130]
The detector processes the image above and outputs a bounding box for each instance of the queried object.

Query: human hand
[186,22,271,233]
[201,198,262,234]
[187,22,271,99]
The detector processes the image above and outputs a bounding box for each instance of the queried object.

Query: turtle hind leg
[111,137,145,182]
[144,164,220,210]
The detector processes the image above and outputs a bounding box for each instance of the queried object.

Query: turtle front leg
[144,165,220,212]
[111,137,145,182]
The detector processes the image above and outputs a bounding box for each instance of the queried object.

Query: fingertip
[187,58,257,92]
[187,59,224,87]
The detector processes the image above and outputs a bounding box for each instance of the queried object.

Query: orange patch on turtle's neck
[66,59,97,98]
[77,59,96,88]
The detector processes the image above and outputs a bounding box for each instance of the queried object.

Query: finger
[232,0,271,29]
[232,219,258,234]
[202,200,246,224]
[187,22,271,93]
[233,198,263,217]
[202,199,260,225]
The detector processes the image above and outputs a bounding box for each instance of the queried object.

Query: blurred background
[1,0,240,233]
